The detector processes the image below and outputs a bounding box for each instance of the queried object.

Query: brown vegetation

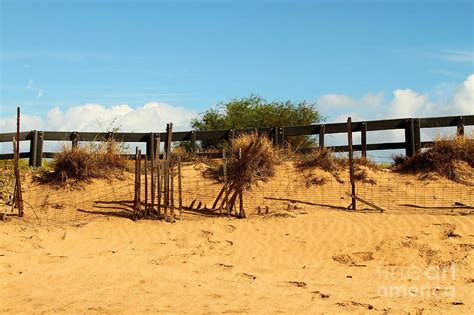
[392,134,474,184]
[296,147,379,185]
[40,139,128,186]
[203,133,278,185]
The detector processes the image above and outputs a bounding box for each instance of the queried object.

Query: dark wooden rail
[0,115,472,167]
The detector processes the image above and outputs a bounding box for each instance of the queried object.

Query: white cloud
[450,74,474,114]
[322,74,474,123]
[316,74,474,154]
[0,102,197,133]
[387,89,430,118]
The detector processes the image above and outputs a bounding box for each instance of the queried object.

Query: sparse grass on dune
[295,147,380,185]
[392,134,474,184]
[39,139,129,186]
[203,133,279,186]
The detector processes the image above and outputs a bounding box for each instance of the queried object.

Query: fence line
[0,114,472,167]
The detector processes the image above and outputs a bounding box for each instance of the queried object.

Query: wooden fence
[0,115,472,167]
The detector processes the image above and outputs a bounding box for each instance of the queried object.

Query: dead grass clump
[203,133,278,185]
[392,134,474,184]
[43,139,128,185]
[230,133,278,183]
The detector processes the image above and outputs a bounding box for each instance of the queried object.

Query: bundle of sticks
[212,140,268,217]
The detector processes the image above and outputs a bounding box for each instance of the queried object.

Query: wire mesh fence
[5,152,473,227]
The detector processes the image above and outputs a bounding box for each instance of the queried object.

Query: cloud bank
[0,102,197,133]
[319,74,473,123]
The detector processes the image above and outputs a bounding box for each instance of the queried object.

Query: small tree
[191,95,322,149]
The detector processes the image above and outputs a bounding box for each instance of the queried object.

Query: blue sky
[0,0,473,136]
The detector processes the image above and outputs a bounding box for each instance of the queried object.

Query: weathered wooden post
[164,123,173,220]
[361,122,367,158]
[190,130,196,157]
[71,131,79,149]
[150,133,155,217]
[319,124,325,148]
[404,118,415,157]
[133,147,140,220]
[238,148,246,218]
[15,107,24,217]
[164,159,169,219]
[177,155,183,220]
[457,116,465,136]
[170,157,175,221]
[29,130,38,167]
[414,118,421,155]
[278,127,285,148]
[144,154,148,217]
[222,148,228,216]
[156,135,161,216]
[347,117,356,211]
[165,123,173,160]
[138,149,142,218]
[272,126,279,146]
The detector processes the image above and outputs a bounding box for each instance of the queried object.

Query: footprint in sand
[224,225,236,233]
[214,263,233,271]
[333,253,373,266]
[311,290,329,299]
[237,273,257,281]
[287,281,307,288]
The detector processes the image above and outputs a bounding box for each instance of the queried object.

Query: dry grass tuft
[392,134,474,184]
[41,139,128,186]
[230,133,278,183]
[203,133,278,185]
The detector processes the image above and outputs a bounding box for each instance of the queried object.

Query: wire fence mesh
[11,155,473,227]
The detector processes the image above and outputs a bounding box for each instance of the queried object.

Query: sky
[0,0,473,155]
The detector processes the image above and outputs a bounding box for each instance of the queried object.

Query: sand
[1,209,473,314]
[1,162,473,313]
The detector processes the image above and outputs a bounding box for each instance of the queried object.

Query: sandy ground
[1,162,473,313]
[1,208,473,314]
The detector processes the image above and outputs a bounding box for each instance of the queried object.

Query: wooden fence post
[156,134,161,216]
[149,133,155,217]
[278,127,285,148]
[457,116,465,136]
[71,131,79,149]
[29,130,38,167]
[404,118,415,157]
[361,122,367,158]
[144,154,148,217]
[222,149,228,216]
[164,159,169,219]
[36,131,44,167]
[191,130,196,157]
[272,126,279,146]
[165,123,173,160]
[170,157,175,221]
[238,148,246,218]
[177,155,183,220]
[319,124,325,148]
[414,118,421,155]
[347,117,356,211]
